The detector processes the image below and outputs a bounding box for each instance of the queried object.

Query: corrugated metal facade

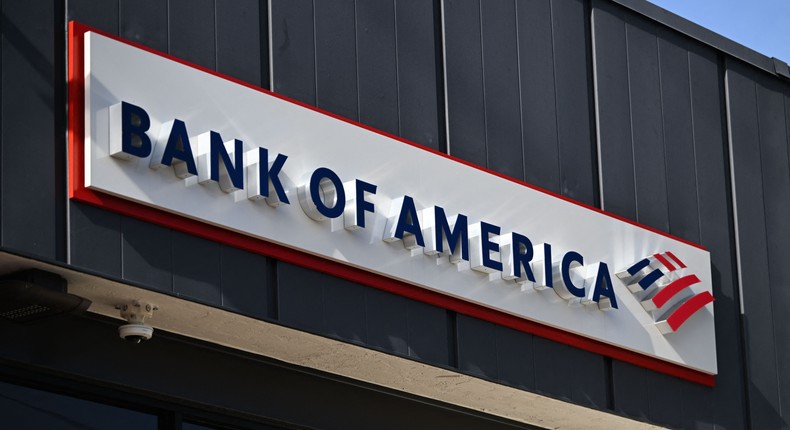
[2,0,790,427]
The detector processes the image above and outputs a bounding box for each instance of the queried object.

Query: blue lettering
[157,119,198,178]
[208,131,244,192]
[481,222,503,272]
[511,233,536,282]
[259,147,289,204]
[355,180,377,228]
[309,167,345,219]
[394,196,424,247]
[559,251,586,299]
[116,101,151,158]
[435,206,469,261]
[592,262,618,310]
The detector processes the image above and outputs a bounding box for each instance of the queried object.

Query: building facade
[0,0,789,428]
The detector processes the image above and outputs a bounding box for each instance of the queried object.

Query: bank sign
[69,24,717,383]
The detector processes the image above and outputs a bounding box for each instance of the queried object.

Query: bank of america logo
[616,252,713,334]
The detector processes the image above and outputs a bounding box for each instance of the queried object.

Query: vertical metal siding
[689,44,745,430]
[726,57,789,429]
[479,0,524,181]
[271,0,442,149]
[171,231,222,305]
[313,0,359,120]
[1,0,65,259]
[119,0,167,53]
[444,0,606,408]
[168,0,216,70]
[270,0,316,106]
[442,0,487,164]
[215,0,265,88]
[278,262,453,366]
[550,0,597,206]
[592,1,746,427]
[356,0,399,135]
[51,0,790,428]
[394,0,443,151]
[444,0,596,203]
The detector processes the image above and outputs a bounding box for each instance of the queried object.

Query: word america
[110,101,618,310]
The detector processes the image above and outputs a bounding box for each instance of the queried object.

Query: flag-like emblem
[616,252,713,334]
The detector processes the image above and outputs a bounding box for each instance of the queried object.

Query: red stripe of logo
[653,253,676,272]
[665,251,686,269]
[651,274,702,309]
[666,291,714,332]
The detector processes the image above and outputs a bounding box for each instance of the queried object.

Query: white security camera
[118,323,153,342]
[116,300,158,343]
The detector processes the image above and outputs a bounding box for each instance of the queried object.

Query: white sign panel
[81,31,716,375]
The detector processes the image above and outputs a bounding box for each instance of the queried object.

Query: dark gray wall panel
[121,217,173,293]
[457,314,498,380]
[610,361,649,420]
[270,0,316,105]
[623,19,669,232]
[220,245,271,320]
[270,0,441,150]
[314,0,358,120]
[756,78,790,430]
[457,315,534,390]
[277,262,324,333]
[215,0,264,88]
[612,360,716,429]
[479,0,523,181]
[494,323,535,390]
[67,0,119,34]
[278,262,368,343]
[445,0,596,198]
[356,0,399,135]
[657,30,700,243]
[550,0,597,206]
[726,58,781,430]
[171,231,221,305]
[595,2,747,427]
[781,92,790,423]
[726,59,790,429]
[532,337,607,409]
[444,0,596,198]
[592,0,636,219]
[642,362,698,426]
[366,289,452,364]
[517,0,560,192]
[394,0,442,150]
[70,203,122,278]
[169,0,215,70]
[278,262,452,365]
[119,0,167,52]
[405,301,452,365]
[73,0,265,87]
[366,288,410,356]
[323,276,367,343]
[443,0,487,166]
[1,0,65,259]
[690,46,747,430]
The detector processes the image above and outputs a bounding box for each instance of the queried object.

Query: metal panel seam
[624,17,639,221]
[477,0,489,168]
[655,33,671,233]
[513,0,526,185]
[723,65,745,317]
[548,0,562,192]
[439,0,451,155]
[590,0,607,211]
